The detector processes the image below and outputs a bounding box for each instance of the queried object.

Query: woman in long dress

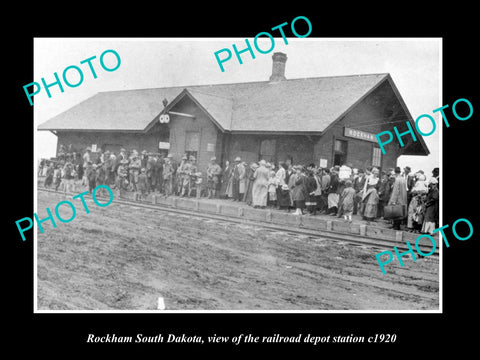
[275,162,290,209]
[220,161,234,198]
[362,169,380,224]
[252,160,269,208]
[291,166,307,215]
[244,163,258,205]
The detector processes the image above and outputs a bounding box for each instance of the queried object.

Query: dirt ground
[36,191,439,311]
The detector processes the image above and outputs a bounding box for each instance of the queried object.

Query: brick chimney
[269,52,287,81]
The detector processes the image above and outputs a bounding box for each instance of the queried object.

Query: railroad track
[37,187,439,255]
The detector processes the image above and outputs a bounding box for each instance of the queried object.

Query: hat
[234,156,241,162]
[210,156,216,161]
[141,150,147,155]
[86,147,92,151]
[120,148,126,152]
[404,166,411,171]
[167,153,173,158]
[394,166,401,174]
[181,155,187,160]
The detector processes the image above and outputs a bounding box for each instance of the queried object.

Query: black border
[7,5,478,354]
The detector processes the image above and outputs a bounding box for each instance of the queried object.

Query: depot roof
[38,73,392,133]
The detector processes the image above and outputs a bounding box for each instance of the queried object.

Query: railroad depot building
[38,52,429,170]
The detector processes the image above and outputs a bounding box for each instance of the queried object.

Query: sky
[34,38,441,175]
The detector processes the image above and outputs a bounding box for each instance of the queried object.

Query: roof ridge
[97,73,390,95]
[186,88,234,101]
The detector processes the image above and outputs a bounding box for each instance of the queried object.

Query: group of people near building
[39,146,439,234]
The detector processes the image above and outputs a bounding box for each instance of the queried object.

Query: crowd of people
[38,145,439,234]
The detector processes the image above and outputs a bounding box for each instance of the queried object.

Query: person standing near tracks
[44,162,54,189]
[146,154,156,193]
[304,167,318,215]
[232,157,245,201]
[81,147,91,186]
[318,168,330,213]
[206,157,222,199]
[129,151,141,192]
[353,168,367,215]
[163,157,174,197]
[62,159,75,194]
[421,177,439,234]
[155,154,165,195]
[361,168,380,224]
[252,159,269,208]
[339,180,355,222]
[220,160,234,199]
[291,165,307,215]
[137,168,148,200]
[244,162,258,205]
[327,166,340,216]
[186,156,198,197]
[388,166,408,230]
[176,155,188,196]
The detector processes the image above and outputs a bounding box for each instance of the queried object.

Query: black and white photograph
[6,7,479,353]
[33,38,441,312]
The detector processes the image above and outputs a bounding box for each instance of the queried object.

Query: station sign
[344,127,377,143]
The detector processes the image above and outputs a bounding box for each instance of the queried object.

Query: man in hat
[117,159,129,192]
[163,157,174,197]
[105,151,117,188]
[353,168,367,215]
[129,152,141,192]
[145,154,156,193]
[62,160,75,195]
[176,155,189,195]
[232,156,246,201]
[137,168,148,200]
[206,156,222,199]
